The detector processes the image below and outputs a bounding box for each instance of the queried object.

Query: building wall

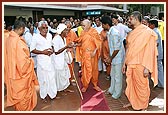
[4,6,75,21]
[4,7,32,20]
[43,9,75,16]
[151,6,160,16]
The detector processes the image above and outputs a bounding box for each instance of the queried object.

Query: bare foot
[51,96,61,100]
[42,98,47,103]
[81,87,87,92]
[66,89,74,93]
[70,79,76,83]
[105,91,111,95]
[61,93,67,96]
[141,108,147,111]
[64,89,74,93]
[55,96,61,99]
[93,86,101,92]
[70,82,76,86]
[123,103,131,108]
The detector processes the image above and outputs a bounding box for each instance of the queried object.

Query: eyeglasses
[42,27,48,29]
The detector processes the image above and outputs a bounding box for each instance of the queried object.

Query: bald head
[83,19,91,25]
[81,19,91,31]
[65,20,72,32]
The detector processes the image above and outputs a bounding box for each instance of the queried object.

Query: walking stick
[67,51,84,100]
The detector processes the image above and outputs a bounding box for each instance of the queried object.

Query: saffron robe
[100,30,111,75]
[66,29,78,80]
[125,24,158,110]
[5,31,38,111]
[77,27,102,88]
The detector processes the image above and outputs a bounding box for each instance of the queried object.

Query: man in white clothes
[52,23,74,92]
[23,24,37,73]
[112,15,132,48]
[30,21,57,102]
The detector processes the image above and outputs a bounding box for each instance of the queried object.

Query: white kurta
[24,32,37,69]
[30,33,57,99]
[52,35,71,91]
[23,32,32,47]
[113,23,132,41]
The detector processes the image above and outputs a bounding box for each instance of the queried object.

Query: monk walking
[65,21,78,83]
[122,11,158,110]
[4,21,10,85]
[5,20,38,111]
[75,19,102,92]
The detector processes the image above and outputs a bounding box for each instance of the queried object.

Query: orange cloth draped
[5,31,38,111]
[4,29,10,85]
[75,46,82,63]
[66,29,78,80]
[125,24,158,110]
[100,30,111,76]
[75,26,83,63]
[77,27,102,88]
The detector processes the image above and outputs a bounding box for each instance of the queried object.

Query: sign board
[86,11,101,15]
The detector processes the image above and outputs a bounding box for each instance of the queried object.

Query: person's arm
[30,35,53,56]
[31,48,52,56]
[105,32,121,64]
[55,42,74,55]
[109,50,119,61]
[105,50,119,65]
[55,46,68,55]
[91,48,98,57]
[144,68,150,77]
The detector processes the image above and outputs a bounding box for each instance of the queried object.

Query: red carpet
[80,82,110,111]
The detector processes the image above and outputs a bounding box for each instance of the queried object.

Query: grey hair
[38,20,48,27]
[65,20,72,26]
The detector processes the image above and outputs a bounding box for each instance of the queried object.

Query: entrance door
[4,16,16,27]
[32,11,43,22]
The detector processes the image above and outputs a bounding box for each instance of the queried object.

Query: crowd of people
[4,11,164,111]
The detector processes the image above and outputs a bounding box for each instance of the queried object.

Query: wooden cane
[67,51,84,100]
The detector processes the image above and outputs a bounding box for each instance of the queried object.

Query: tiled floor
[100,72,165,111]
[4,62,165,112]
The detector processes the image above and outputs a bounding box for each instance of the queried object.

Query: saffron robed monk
[5,20,38,111]
[122,11,158,111]
[74,19,102,93]
[65,21,78,84]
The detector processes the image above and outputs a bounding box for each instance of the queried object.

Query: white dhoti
[52,35,71,91]
[54,62,71,91]
[37,55,57,99]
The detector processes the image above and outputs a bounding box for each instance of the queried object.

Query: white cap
[50,28,57,33]
[56,23,67,34]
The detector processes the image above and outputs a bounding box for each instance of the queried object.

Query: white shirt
[52,34,67,70]
[113,23,132,41]
[24,32,33,47]
[30,33,53,71]
[95,25,103,34]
